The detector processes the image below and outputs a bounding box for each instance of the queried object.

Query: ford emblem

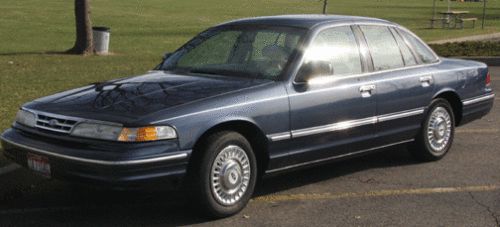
[48,119,59,127]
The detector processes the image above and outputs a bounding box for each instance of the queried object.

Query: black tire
[190,131,257,218]
[409,98,455,161]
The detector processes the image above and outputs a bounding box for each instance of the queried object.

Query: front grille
[35,113,78,134]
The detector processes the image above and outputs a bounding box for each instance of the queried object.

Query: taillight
[486,71,491,87]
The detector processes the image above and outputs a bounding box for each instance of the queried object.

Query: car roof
[219,14,396,29]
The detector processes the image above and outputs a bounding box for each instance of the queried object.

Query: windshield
[160,26,306,80]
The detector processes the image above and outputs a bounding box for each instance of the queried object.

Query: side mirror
[295,60,333,83]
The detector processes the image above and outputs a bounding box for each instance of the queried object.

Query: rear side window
[304,26,362,76]
[360,25,404,71]
[390,28,417,66]
[398,29,438,64]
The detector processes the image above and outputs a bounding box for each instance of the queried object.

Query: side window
[251,32,300,60]
[390,28,417,66]
[251,32,280,61]
[360,25,404,71]
[398,29,438,64]
[303,26,362,76]
[177,31,241,67]
[250,31,302,78]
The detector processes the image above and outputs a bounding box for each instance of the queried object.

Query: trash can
[92,26,110,54]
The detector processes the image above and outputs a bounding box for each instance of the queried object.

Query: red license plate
[27,153,51,178]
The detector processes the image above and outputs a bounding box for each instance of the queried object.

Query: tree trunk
[322,0,328,14]
[67,0,93,55]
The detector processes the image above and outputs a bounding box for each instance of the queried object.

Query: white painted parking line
[0,164,21,176]
[254,185,500,202]
[456,128,499,134]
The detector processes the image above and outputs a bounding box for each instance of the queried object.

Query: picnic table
[438,10,475,29]
[430,0,487,29]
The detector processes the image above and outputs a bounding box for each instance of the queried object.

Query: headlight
[71,122,123,141]
[15,109,37,127]
[71,123,177,142]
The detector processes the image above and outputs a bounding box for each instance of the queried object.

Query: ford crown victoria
[1,15,494,217]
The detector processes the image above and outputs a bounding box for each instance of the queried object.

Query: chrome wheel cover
[210,145,251,206]
[426,106,452,154]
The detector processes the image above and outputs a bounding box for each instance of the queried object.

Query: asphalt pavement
[0,67,499,227]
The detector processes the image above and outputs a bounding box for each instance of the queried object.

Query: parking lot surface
[0,67,499,226]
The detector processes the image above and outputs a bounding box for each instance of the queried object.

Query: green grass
[1,0,500,143]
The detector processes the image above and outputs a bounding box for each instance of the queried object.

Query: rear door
[357,25,436,146]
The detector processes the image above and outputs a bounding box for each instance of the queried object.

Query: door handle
[359,84,376,98]
[419,76,433,87]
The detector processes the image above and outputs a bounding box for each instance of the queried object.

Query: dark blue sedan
[1,15,495,217]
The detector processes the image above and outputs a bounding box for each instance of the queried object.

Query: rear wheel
[409,98,455,161]
[191,131,257,218]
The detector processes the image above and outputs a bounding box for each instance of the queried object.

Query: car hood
[26,71,272,123]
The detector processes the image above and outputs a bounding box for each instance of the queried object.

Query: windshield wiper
[189,68,263,79]
[189,68,227,75]
[89,79,126,92]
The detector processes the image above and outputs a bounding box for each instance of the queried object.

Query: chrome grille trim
[35,113,78,134]
[21,107,122,134]
[35,124,75,134]
[37,119,75,128]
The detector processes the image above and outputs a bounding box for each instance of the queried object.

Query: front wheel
[191,131,257,218]
[409,98,455,161]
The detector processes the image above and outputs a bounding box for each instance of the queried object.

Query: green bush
[429,41,500,57]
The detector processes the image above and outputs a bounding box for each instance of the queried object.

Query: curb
[456,57,500,66]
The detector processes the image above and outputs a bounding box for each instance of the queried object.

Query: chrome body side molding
[462,93,495,106]
[292,117,378,138]
[267,108,425,141]
[267,132,292,141]
[266,139,414,174]
[377,108,425,123]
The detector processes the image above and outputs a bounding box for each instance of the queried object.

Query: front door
[283,25,378,166]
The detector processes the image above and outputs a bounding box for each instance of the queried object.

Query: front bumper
[1,127,191,188]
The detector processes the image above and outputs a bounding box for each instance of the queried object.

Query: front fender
[178,115,267,150]
[151,83,291,150]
